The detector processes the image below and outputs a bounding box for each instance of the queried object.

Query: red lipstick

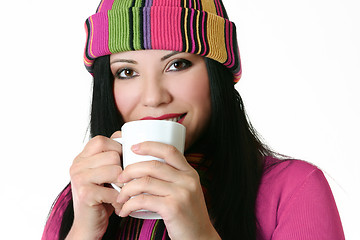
[140,113,186,123]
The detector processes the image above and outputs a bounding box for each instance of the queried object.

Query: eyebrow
[110,51,180,65]
[160,51,180,61]
[110,59,137,65]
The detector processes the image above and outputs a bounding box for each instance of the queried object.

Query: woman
[42,0,345,239]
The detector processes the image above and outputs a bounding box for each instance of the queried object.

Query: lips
[140,113,187,123]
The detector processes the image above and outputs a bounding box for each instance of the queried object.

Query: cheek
[113,82,138,121]
[180,72,211,144]
[174,68,210,103]
[189,73,211,114]
[192,81,211,130]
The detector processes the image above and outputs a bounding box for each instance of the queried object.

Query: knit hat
[84,0,241,82]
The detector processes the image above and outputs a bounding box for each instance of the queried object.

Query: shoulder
[260,157,323,192]
[258,156,335,209]
[263,156,320,179]
[257,157,326,217]
[256,157,345,239]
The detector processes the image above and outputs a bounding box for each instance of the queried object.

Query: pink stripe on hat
[90,12,111,57]
[151,7,183,52]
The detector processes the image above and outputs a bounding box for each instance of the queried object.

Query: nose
[140,75,172,108]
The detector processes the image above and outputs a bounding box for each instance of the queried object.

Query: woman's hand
[66,132,123,240]
[116,141,221,240]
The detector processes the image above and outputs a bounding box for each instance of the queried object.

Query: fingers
[118,160,180,184]
[70,151,122,184]
[118,193,166,218]
[71,164,123,194]
[73,184,123,215]
[110,130,122,139]
[86,165,123,185]
[117,141,199,206]
[79,135,122,158]
[77,150,121,169]
[72,135,122,171]
[116,176,173,204]
[116,170,201,213]
[75,184,119,206]
[71,133,124,208]
[69,133,125,235]
[131,141,191,171]
[117,191,191,220]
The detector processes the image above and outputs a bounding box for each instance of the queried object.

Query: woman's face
[110,50,211,149]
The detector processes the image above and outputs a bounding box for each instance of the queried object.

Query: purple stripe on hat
[145,0,153,7]
[143,7,151,49]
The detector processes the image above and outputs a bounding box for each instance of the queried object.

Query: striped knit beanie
[84,0,241,82]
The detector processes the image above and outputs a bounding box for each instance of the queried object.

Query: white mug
[112,120,186,219]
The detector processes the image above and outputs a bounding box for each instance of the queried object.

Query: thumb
[111,130,122,139]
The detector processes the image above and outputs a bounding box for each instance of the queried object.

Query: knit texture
[84,0,241,82]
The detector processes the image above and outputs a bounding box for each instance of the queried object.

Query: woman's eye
[167,59,192,72]
[115,68,138,79]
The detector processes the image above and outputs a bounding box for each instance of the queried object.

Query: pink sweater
[42,157,345,239]
[256,157,345,239]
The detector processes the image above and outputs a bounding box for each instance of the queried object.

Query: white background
[0,0,359,239]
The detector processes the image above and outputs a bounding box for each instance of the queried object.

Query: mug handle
[113,137,123,144]
[111,137,123,192]
[111,183,122,192]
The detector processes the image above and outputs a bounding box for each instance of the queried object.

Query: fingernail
[116,207,123,216]
[131,143,140,152]
[119,209,126,217]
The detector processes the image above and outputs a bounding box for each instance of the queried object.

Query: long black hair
[204,58,269,239]
[54,55,271,239]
